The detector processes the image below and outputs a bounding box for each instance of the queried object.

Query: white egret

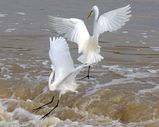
[49,5,132,79]
[48,37,87,95]
[33,37,87,119]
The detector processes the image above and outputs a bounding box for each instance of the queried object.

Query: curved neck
[93,7,99,21]
[48,71,55,90]
[93,7,99,40]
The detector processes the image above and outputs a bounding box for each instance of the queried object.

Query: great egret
[33,37,87,119]
[49,5,132,79]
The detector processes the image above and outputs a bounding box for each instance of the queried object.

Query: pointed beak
[87,10,93,19]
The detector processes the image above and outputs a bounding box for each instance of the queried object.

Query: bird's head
[87,5,98,19]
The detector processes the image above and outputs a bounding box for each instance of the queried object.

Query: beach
[0,0,159,126]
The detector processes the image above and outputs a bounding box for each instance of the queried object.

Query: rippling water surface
[0,0,159,126]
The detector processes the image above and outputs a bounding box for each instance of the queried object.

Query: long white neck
[93,6,99,40]
[94,7,99,21]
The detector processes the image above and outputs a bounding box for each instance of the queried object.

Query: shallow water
[0,0,159,126]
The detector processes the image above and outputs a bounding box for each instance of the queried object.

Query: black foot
[41,110,52,119]
[80,75,90,80]
[41,99,59,119]
[78,75,94,80]
[33,106,43,113]
[78,66,92,80]
[33,96,54,113]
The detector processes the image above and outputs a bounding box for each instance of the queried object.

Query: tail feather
[78,53,103,65]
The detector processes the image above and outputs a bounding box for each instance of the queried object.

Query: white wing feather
[49,16,90,53]
[49,37,75,84]
[94,5,131,38]
[57,64,88,94]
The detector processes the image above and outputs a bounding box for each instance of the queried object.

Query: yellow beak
[87,10,93,19]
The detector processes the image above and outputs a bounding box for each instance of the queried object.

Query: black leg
[41,99,59,119]
[87,66,91,79]
[80,66,91,80]
[33,96,54,113]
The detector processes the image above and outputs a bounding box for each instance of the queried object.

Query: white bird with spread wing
[33,37,87,119]
[49,5,132,79]
[48,37,86,95]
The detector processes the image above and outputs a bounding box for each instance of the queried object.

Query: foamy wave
[0,57,50,82]
[102,65,158,79]
[1,98,159,127]
[126,72,156,79]
[16,63,29,69]
[0,121,19,127]
[0,13,8,17]
[122,31,128,34]
[138,84,159,95]
[16,12,26,15]
[0,66,11,80]
[142,35,148,38]
[4,28,16,33]
[86,64,159,96]
[150,47,159,51]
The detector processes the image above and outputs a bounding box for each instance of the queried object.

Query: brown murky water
[0,0,159,126]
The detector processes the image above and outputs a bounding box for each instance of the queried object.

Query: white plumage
[49,37,86,96]
[49,5,131,65]
[93,5,131,39]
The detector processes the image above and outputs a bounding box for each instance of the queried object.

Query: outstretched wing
[49,37,75,83]
[94,5,131,39]
[58,64,88,95]
[49,16,90,53]
[63,64,88,84]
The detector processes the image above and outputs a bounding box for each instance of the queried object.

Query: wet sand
[0,0,159,126]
